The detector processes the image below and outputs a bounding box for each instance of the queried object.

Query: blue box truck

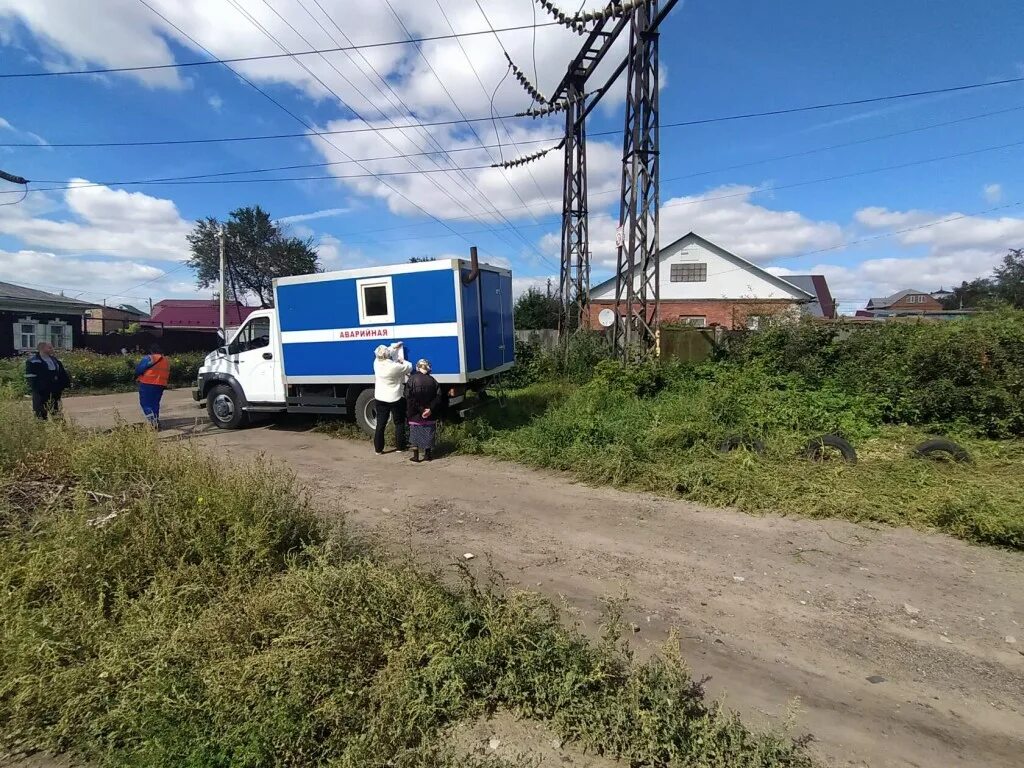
[193,250,514,434]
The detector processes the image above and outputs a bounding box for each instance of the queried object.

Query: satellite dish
[598,308,616,328]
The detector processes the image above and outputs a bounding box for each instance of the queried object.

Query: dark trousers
[373,398,407,453]
[32,390,62,420]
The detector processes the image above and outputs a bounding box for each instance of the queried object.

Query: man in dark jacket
[25,341,71,419]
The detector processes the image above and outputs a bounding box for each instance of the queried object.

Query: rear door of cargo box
[481,270,511,370]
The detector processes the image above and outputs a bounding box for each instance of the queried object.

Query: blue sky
[1,0,1022,313]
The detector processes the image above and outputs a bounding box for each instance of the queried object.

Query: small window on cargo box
[356,276,395,324]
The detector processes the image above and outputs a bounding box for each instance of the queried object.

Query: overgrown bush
[732,311,1024,437]
[502,332,611,389]
[0,402,816,768]
[0,349,206,395]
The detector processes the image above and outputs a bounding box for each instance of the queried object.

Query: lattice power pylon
[612,0,661,359]
[559,75,589,333]
[494,0,679,349]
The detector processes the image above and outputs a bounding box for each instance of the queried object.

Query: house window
[678,316,706,327]
[906,294,927,304]
[16,319,38,351]
[670,263,707,282]
[356,276,395,325]
[47,322,71,349]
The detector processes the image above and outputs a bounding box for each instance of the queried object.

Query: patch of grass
[0,350,206,396]
[0,400,816,768]
[443,369,1024,549]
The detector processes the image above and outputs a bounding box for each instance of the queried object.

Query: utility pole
[218,225,226,337]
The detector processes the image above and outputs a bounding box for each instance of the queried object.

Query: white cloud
[806,205,1024,308]
[984,183,1003,203]
[306,118,618,221]
[0,116,12,131]
[0,180,191,261]
[512,275,556,299]
[552,185,844,270]
[207,93,223,111]
[278,207,351,224]
[0,0,186,88]
[0,248,177,302]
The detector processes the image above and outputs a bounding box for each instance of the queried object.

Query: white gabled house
[588,232,818,329]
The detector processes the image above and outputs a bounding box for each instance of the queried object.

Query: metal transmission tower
[495,0,680,348]
[612,0,661,358]
[544,15,632,333]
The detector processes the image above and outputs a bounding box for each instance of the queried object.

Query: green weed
[0,350,206,396]
[0,401,816,767]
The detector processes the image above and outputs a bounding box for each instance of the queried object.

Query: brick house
[84,303,148,334]
[863,290,944,315]
[0,281,96,357]
[147,299,257,331]
[588,232,817,329]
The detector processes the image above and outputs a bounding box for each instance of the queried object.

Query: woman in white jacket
[372,343,412,454]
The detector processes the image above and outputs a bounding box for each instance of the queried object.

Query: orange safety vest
[137,354,170,387]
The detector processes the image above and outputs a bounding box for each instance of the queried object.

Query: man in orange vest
[135,343,170,429]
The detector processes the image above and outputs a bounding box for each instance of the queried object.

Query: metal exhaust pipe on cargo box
[461,245,479,285]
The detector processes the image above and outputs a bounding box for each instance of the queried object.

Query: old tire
[913,438,971,463]
[717,435,766,455]
[354,388,376,438]
[206,384,247,429]
[804,434,857,464]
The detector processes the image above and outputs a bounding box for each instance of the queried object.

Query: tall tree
[187,206,319,307]
[940,278,995,310]
[994,249,1024,308]
[513,287,561,330]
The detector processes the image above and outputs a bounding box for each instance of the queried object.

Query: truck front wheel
[207,384,248,429]
[354,388,376,437]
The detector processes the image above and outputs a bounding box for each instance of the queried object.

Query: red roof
[149,299,257,329]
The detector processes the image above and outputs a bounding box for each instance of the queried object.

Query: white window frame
[679,315,706,327]
[47,320,71,349]
[356,276,395,325]
[14,317,39,352]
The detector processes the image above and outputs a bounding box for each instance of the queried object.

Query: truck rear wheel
[354,388,376,437]
[207,384,248,429]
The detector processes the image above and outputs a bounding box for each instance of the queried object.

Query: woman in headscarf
[405,358,444,463]
[372,342,412,455]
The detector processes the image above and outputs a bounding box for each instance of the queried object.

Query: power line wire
[5,74,1023,149]
[0,20,563,79]
[134,0,514,264]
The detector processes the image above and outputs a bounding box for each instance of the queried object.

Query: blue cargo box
[273,259,514,385]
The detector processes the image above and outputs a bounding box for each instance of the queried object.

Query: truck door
[228,315,284,404]
[481,270,507,370]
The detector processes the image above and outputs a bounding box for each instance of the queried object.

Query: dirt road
[63,391,1024,768]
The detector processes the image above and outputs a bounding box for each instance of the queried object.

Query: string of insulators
[504,52,548,105]
[515,89,592,119]
[535,0,648,30]
[517,101,569,118]
[534,0,589,34]
[490,140,565,168]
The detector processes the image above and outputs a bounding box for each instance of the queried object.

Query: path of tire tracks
[63,392,1024,768]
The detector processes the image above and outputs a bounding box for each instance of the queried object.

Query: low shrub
[0,403,816,768]
[0,349,206,395]
[732,311,1024,437]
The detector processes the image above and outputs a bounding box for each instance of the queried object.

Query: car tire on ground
[354,388,376,438]
[206,383,248,429]
[913,438,971,463]
[717,435,766,454]
[804,434,857,464]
